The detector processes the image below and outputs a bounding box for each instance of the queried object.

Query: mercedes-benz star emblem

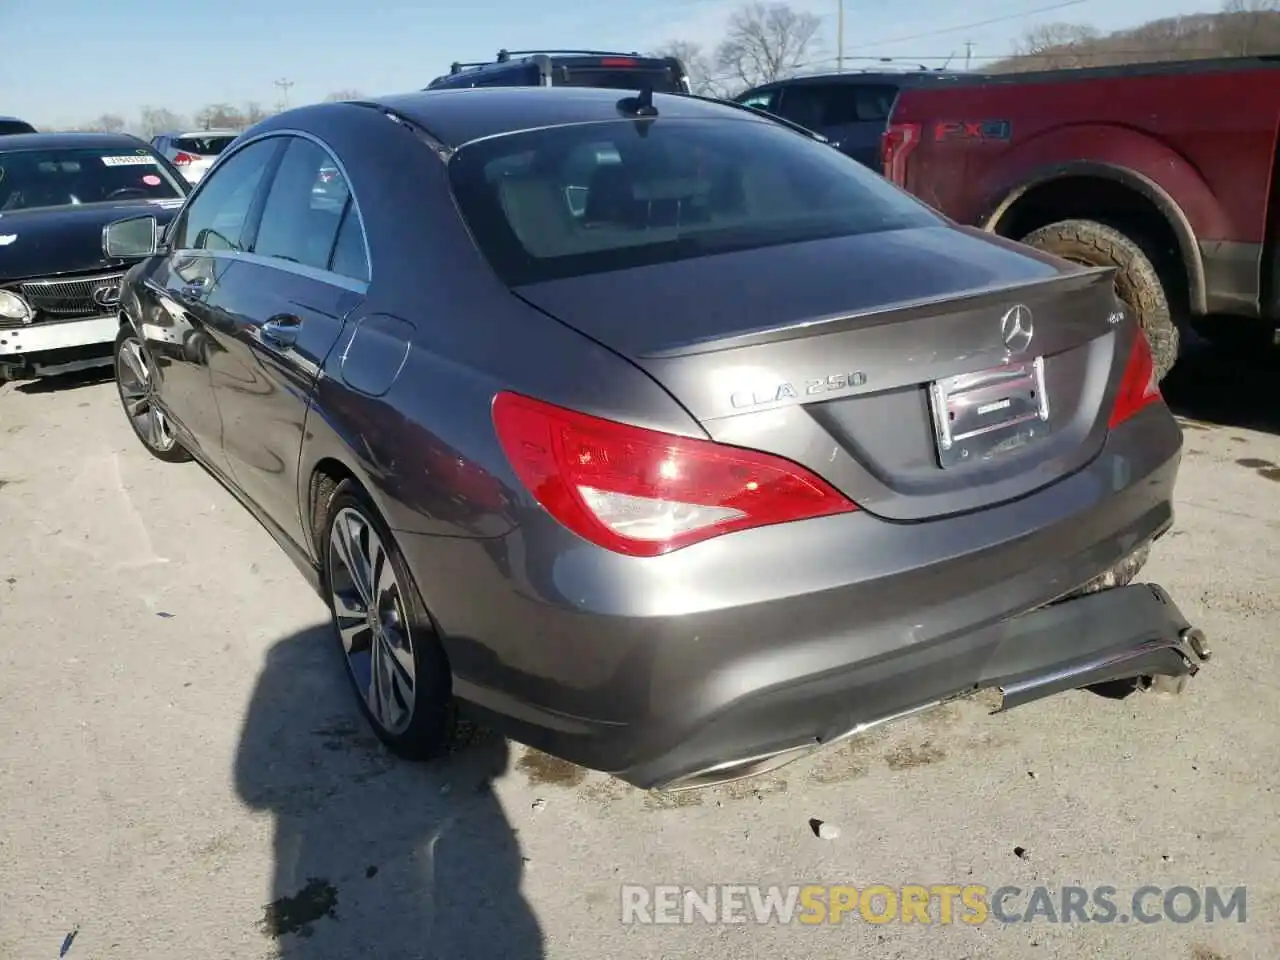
[92,284,121,309]
[1000,304,1034,354]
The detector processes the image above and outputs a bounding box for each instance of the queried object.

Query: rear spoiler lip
[638,262,1115,359]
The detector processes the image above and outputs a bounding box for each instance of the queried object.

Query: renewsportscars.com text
[620,884,1248,926]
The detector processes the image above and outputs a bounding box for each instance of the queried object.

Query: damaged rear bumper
[646,582,1209,791]
[988,583,1209,711]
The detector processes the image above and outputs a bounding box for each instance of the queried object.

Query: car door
[139,136,283,478]
[204,134,369,547]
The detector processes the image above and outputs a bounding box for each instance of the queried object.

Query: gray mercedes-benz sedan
[103,86,1208,790]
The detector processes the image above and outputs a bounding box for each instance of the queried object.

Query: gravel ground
[1,341,1277,960]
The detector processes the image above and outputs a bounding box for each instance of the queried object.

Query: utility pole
[964,41,974,71]
[836,0,844,73]
[273,77,294,111]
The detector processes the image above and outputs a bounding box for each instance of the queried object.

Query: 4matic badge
[730,371,868,409]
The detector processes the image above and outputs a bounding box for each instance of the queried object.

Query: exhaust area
[655,583,1210,793]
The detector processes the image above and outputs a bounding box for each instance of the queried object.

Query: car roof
[431,49,678,87]
[0,131,150,151]
[744,70,960,93]
[368,86,769,149]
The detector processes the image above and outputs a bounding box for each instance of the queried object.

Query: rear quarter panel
[891,67,1280,245]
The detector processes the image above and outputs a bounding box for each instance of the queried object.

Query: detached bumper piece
[657,583,1209,791]
[985,583,1210,711]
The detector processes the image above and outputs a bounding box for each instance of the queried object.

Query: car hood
[0,199,183,282]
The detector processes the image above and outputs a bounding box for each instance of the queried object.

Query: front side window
[253,137,356,273]
[0,145,185,212]
[171,138,280,251]
[449,116,939,286]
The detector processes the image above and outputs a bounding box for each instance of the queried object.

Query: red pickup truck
[881,56,1280,380]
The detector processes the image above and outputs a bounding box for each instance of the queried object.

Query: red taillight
[1108,330,1162,428]
[881,122,921,185]
[172,151,197,165]
[599,57,638,67]
[491,391,857,557]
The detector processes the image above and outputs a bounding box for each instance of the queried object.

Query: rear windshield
[558,65,686,94]
[0,146,185,212]
[172,135,237,156]
[449,116,939,286]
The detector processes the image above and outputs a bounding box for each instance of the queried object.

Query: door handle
[180,276,210,300]
[260,314,301,348]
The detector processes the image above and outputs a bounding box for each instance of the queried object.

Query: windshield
[0,146,185,212]
[448,116,940,286]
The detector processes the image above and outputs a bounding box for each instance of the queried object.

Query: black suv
[734,70,958,170]
[0,116,37,136]
[427,49,690,94]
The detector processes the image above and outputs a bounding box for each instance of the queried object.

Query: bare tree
[323,90,366,102]
[651,41,725,97]
[194,103,245,130]
[242,102,270,127]
[138,106,186,138]
[83,113,127,133]
[1009,22,1102,69]
[1218,0,1280,54]
[714,1,823,92]
[987,2,1280,72]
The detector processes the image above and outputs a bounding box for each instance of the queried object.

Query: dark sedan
[103,87,1208,791]
[0,132,188,382]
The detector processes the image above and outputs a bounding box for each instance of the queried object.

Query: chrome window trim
[187,248,369,295]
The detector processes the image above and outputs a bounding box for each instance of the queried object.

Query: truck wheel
[1020,219,1180,381]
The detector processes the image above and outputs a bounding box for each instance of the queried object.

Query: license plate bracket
[928,357,1050,468]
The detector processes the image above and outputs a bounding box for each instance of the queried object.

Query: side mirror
[103,215,159,259]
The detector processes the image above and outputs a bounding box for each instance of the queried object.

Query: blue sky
[3,0,1223,127]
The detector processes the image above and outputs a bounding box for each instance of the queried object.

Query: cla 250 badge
[730,372,868,409]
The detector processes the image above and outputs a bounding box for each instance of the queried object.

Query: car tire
[113,326,193,463]
[318,478,460,760]
[1020,219,1180,382]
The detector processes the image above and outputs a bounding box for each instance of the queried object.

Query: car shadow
[1163,335,1279,435]
[13,367,114,394]
[234,625,544,960]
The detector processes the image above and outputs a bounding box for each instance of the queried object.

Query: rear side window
[172,135,237,156]
[253,137,350,271]
[776,84,897,128]
[449,116,938,286]
[0,120,37,136]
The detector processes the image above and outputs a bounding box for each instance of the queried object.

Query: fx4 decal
[933,120,1012,142]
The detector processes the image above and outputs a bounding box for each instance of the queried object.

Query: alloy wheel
[327,506,417,735]
[116,336,177,452]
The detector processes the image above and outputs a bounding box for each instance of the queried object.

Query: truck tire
[1020,219,1180,381]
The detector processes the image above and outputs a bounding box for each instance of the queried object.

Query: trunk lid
[513,224,1127,522]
